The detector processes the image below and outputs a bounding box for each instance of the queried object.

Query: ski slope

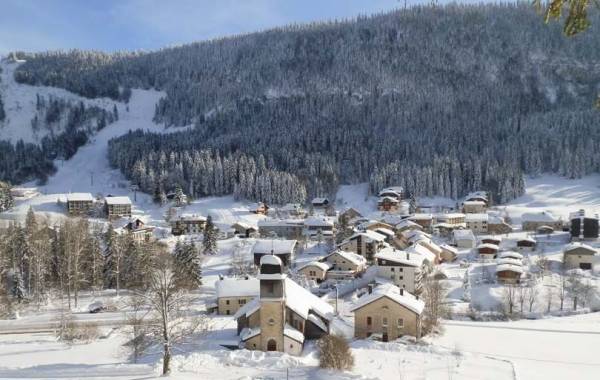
[0,61,118,144]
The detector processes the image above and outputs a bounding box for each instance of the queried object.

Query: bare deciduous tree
[422,278,448,333]
[133,251,210,375]
[503,284,517,316]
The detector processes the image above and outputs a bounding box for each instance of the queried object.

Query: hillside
[7,4,600,202]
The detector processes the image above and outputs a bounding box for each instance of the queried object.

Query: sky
[0,0,421,54]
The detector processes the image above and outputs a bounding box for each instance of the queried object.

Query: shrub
[317,335,354,371]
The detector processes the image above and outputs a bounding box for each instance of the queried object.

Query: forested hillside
[11,4,600,203]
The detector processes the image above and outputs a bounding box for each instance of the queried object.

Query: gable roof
[105,196,132,205]
[347,230,386,243]
[374,247,423,267]
[453,229,476,240]
[66,192,94,202]
[298,261,332,272]
[563,242,596,255]
[252,239,297,255]
[216,277,259,298]
[349,284,424,315]
[521,211,558,223]
[327,250,367,266]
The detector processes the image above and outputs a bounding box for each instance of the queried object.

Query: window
[226,310,230,315]
[239,299,246,305]
[391,268,395,272]
[399,268,403,272]
[397,318,404,328]
[367,316,372,326]
[382,317,388,326]
[225,300,230,305]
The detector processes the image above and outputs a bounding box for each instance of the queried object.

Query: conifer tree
[202,216,218,255]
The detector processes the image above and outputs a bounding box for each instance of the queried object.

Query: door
[267,339,277,351]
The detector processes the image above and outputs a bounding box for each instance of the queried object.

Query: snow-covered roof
[437,213,466,220]
[401,229,431,241]
[234,298,261,319]
[497,257,523,267]
[260,254,283,267]
[496,263,524,274]
[299,261,331,272]
[408,213,433,221]
[66,193,93,202]
[311,197,329,204]
[232,221,256,230]
[395,219,422,230]
[284,324,305,343]
[105,196,132,205]
[252,239,297,255]
[304,216,334,227]
[240,327,261,341]
[465,213,488,222]
[258,219,303,227]
[440,244,458,254]
[564,242,596,255]
[517,237,536,244]
[378,196,399,203]
[453,229,476,240]
[407,243,437,263]
[280,203,302,212]
[374,227,395,238]
[378,187,403,196]
[307,313,327,332]
[481,237,501,244]
[375,247,423,267]
[348,230,386,243]
[498,251,523,260]
[465,191,488,201]
[328,250,367,266]
[178,214,207,221]
[521,211,558,223]
[463,200,486,206]
[216,277,259,298]
[284,278,334,320]
[477,243,499,251]
[350,284,424,315]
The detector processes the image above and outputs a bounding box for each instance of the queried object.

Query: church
[234,255,334,355]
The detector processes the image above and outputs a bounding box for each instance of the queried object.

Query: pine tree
[10,270,26,303]
[173,241,202,289]
[173,184,185,206]
[202,215,218,255]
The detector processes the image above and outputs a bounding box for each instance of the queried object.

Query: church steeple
[259,254,285,299]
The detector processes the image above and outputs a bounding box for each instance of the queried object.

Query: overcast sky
[0,0,501,55]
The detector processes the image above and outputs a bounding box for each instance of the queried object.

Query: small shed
[516,237,536,251]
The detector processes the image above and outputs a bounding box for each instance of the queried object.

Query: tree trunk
[162,343,171,375]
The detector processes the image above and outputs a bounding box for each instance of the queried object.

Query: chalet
[463,200,486,214]
[350,284,423,341]
[374,248,425,295]
[477,243,499,261]
[399,229,432,247]
[123,218,154,243]
[536,225,555,234]
[105,196,132,218]
[488,215,512,235]
[232,222,258,238]
[249,202,269,215]
[374,227,398,247]
[298,261,331,283]
[436,213,466,228]
[465,213,488,234]
[408,214,434,230]
[378,187,404,200]
[338,208,362,224]
[234,255,334,355]
[569,210,599,240]
[338,230,387,263]
[311,197,329,208]
[258,219,304,239]
[66,193,94,215]
[251,239,298,267]
[452,229,476,249]
[516,237,536,252]
[216,277,259,315]
[439,244,458,262]
[407,241,438,267]
[496,258,524,284]
[378,196,400,212]
[498,251,523,261]
[303,216,335,240]
[322,250,367,279]
[464,191,489,206]
[521,211,562,232]
[171,214,206,235]
[563,242,596,270]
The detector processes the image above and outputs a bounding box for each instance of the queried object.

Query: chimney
[406,253,410,261]
[416,295,419,300]
[368,284,373,294]
[400,288,404,296]
[218,274,224,280]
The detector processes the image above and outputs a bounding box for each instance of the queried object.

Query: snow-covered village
[1,1,600,380]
